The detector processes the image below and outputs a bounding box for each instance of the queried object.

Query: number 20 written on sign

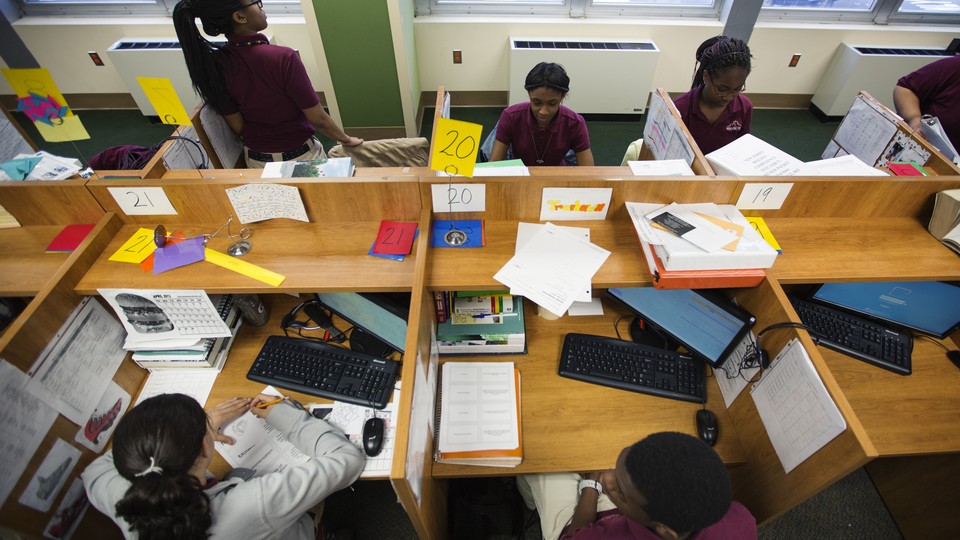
[430,117,482,178]
[430,183,486,213]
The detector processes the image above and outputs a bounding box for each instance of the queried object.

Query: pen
[471,312,519,319]
[256,396,286,409]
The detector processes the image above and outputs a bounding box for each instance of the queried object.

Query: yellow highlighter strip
[204,248,286,286]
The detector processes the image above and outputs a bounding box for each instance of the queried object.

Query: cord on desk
[912,332,949,352]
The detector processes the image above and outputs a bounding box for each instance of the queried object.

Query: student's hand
[342,136,364,147]
[207,397,253,444]
[250,393,284,419]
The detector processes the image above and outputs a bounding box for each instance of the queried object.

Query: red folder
[634,228,765,290]
[45,224,95,252]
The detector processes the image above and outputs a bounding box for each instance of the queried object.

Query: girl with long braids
[673,36,753,155]
[82,393,363,539]
[172,0,362,168]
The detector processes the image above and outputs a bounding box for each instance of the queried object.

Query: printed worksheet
[438,362,518,454]
[215,389,310,478]
[19,438,81,512]
[225,183,308,224]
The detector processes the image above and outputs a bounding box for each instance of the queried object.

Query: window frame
[758,0,960,25]
[14,0,302,18]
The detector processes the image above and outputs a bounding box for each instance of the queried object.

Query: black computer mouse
[948,350,960,370]
[696,409,719,447]
[362,417,385,457]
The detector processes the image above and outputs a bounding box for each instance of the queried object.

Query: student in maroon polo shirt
[673,36,753,156]
[894,54,960,152]
[487,62,595,167]
[173,0,362,168]
[517,432,757,540]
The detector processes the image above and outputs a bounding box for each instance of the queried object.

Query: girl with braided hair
[673,36,753,155]
[82,393,363,539]
[172,0,362,168]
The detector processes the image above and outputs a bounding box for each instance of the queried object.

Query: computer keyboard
[558,333,706,404]
[247,336,399,409]
[790,297,912,375]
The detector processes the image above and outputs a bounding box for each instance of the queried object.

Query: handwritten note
[736,183,794,210]
[373,221,418,255]
[0,360,59,508]
[137,76,192,126]
[225,183,308,224]
[107,187,178,216]
[109,227,158,263]
[430,183,486,213]
[431,117,482,177]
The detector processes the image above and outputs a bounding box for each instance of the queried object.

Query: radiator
[811,43,950,118]
[508,38,660,114]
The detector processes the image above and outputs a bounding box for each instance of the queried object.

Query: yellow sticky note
[431,117,482,178]
[746,216,782,253]
[109,228,158,263]
[137,77,192,126]
[205,248,285,286]
[35,115,90,142]
[2,68,72,116]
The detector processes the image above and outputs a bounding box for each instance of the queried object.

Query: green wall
[312,0,404,128]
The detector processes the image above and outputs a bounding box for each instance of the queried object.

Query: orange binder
[634,227,765,290]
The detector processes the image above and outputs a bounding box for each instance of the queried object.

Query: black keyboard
[558,333,706,404]
[247,336,399,409]
[790,297,912,375]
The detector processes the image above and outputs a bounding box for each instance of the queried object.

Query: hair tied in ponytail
[134,456,164,477]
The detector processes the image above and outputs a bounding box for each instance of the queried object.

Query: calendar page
[99,289,232,346]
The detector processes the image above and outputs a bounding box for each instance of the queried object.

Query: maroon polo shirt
[674,87,753,155]
[495,102,591,166]
[220,33,320,153]
[897,55,960,151]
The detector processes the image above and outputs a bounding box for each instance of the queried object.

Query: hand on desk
[208,397,254,444]
[342,136,364,147]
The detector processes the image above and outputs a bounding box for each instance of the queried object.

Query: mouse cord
[912,332,949,352]
[613,314,632,340]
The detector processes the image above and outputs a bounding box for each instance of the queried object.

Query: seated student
[488,62,595,167]
[517,432,757,540]
[674,36,753,155]
[173,0,363,168]
[82,393,363,540]
[893,54,960,150]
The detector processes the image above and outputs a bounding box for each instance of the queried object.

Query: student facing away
[487,62,595,167]
[82,393,363,540]
[173,0,363,168]
[674,36,754,155]
[517,432,757,540]
[893,54,960,152]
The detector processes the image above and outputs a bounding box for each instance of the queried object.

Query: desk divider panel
[0,178,105,226]
[0,213,146,538]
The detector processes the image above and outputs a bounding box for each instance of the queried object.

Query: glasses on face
[709,80,746,96]
[240,0,263,9]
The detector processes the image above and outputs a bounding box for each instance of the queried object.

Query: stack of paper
[706,134,803,176]
[98,289,238,371]
[627,159,695,177]
[928,189,960,255]
[434,362,522,467]
[473,159,529,177]
[494,222,610,318]
[795,155,887,176]
[0,151,82,181]
[261,156,355,178]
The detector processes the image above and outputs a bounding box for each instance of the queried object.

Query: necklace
[232,38,269,47]
[531,131,555,164]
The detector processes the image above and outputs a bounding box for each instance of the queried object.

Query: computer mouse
[948,350,960,370]
[696,409,719,447]
[362,417,385,457]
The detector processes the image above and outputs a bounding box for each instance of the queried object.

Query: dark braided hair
[113,393,212,540]
[524,62,570,95]
[624,432,732,534]
[173,0,244,115]
[691,36,752,90]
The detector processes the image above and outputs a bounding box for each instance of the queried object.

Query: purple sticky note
[153,236,206,274]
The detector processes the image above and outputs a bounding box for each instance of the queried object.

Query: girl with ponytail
[172,0,362,168]
[673,36,754,155]
[83,393,364,539]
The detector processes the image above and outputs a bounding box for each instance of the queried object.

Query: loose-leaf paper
[431,117,482,178]
[137,76,192,126]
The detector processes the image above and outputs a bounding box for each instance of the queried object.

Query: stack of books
[128,295,242,371]
[928,189,960,255]
[435,292,526,354]
[434,361,522,467]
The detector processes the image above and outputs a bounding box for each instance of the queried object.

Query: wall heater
[811,43,950,118]
[509,38,660,114]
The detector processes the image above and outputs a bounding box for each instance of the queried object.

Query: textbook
[928,189,960,255]
[706,134,802,177]
[437,295,526,354]
[434,362,522,467]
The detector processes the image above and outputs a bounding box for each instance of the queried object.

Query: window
[15,0,301,18]
[760,0,960,23]
[416,0,722,17]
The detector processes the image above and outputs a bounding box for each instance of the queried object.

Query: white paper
[820,140,841,160]
[312,383,401,478]
[567,298,604,316]
[0,360,59,508]
[495,223,610,317]
[831,96,898,167]
[438,362,518,453]
[161,127,207,170]
[26,298,126,425]
[627,159,695,176]
[515,222,591,302]
[0,112,35,163]
[796,155,887,177]
[107,186,178,215]
[736,183,794,210]
[200,104,243,168]
[642,90,695,164]
[74,381,130,452]
[750,339,846,473]
[715,332,761,408]
[645,203,738,253]
[540,188,612,221]
[225,183,308,224]
[405,350,434,507]
[99,289,232,346]
[135,369,219,406]
[19,438,81,512]
[706,134,803,177]
[431,183,486,213]
[43,477,89,540]
[0,151,82,181]
[876,130,930,167]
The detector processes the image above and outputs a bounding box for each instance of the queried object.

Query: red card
[372,221,418,255]
[46,224,95,252]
